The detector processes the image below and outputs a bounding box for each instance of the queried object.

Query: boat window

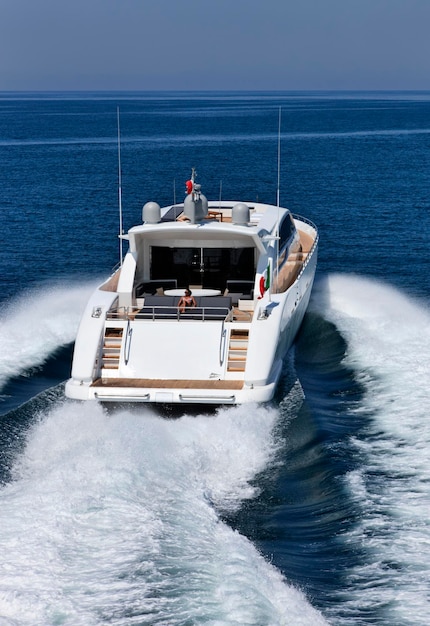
[279,214,295,250]
[150,246,255,289]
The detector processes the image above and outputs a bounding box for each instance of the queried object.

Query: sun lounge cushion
[136,295,177,319]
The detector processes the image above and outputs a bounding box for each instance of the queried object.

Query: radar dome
[142,201,161,224]
[232,202,250,225]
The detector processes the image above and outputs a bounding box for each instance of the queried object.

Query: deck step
[227,362,246,371]
[104,338,122,346]
[103,347,121,356]
[101,327,123,371]
[228,352,247,360]
[227,329,249,373]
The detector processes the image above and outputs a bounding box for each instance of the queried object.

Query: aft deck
[91,378,244,390]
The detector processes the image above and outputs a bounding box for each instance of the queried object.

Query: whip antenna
[117,106,123,266]
[275,106,282,293]
[277,106,282,207]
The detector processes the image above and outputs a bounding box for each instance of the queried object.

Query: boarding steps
[227,329,249,373]
[101,328,123,370]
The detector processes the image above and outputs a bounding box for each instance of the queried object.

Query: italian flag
[259,261,271,298]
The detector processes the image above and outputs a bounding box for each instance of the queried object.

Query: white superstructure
[65,174,318,405]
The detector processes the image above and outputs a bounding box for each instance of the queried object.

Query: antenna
[117,106,123,267]
[275,107,282,293]
[277,106,282,207]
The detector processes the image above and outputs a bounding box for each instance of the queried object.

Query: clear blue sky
[1,0,429,91]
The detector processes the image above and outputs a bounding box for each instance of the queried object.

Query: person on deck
[178,289,196,313]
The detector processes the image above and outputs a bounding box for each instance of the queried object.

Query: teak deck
[91,378,244,390]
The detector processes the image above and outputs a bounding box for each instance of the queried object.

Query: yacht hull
[65,244,316,405]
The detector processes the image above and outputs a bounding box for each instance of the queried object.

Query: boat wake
[0,281,97,393]
[0,399,327,625]
[3,273,429,624]
[311,273,430,625]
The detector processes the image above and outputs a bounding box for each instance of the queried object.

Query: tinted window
[279,214,295,249]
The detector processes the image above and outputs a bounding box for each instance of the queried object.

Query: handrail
[219,321,227,365]
[106,305,232,322]
[106,306,138,320]
[291,213,319,283]
[295,231,319,282]
[292,213,318,231]
[136,306,180,321]
[124,319,133,365]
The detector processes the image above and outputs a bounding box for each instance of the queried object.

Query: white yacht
[65,172,318,405]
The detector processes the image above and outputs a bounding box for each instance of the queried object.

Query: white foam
[312,274,430,624]
[0,281,97,390]
[0,400,327,625]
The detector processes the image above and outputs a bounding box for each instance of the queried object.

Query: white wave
[0,281,97,391]
[0,400,328,626]
[312,274,430,625]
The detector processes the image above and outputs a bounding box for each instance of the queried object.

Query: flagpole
[268,258,272,302]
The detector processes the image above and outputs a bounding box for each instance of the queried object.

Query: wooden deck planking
[92,378,244,390]
[297,228,315,253]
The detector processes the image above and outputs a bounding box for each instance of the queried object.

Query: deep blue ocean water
[0,91,429,625]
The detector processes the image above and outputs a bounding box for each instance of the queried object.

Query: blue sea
[0,91,429,625]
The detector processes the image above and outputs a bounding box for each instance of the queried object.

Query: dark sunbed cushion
[199,296,231,319]
[136,295,177,319]
[143,295,175,307]
[200,296,231,309]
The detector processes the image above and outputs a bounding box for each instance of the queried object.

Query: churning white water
[0,282,96,390]
[311,274,430,625]
[0,395,327,624]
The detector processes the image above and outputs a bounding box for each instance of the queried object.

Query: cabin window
[279,214,295,250]
[150,246,255,289]
[275,215,296,271]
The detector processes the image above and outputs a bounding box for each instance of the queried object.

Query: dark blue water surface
[1,92,430,625]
